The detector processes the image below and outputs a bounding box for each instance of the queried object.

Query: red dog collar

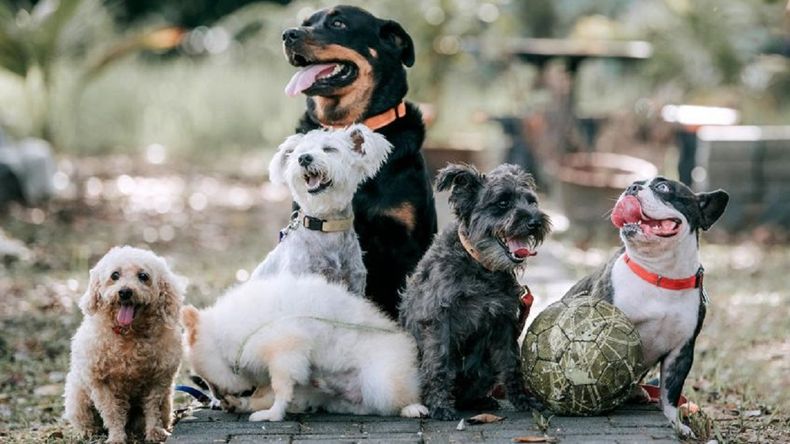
[322,102,406,131]
[623,254,703,291]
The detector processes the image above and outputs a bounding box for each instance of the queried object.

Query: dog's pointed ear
[78,268,102,316]
[181,305,200,347]
[696,189,729,230]
[349,127,365,155]
[347,125,392,178]
[269,133,304,185]
[379,20,415,67]
[436,163,484,221]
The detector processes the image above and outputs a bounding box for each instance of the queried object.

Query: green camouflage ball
[522,295,643,416]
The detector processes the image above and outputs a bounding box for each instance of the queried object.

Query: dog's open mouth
[611,196,682,237]
[497,236,537,263]
[116,303,137,327]
[304,171,332,194]
[285,57,357,97]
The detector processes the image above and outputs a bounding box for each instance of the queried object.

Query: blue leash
[175,385,210,403]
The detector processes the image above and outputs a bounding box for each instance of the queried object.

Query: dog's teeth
[331,64,343,75]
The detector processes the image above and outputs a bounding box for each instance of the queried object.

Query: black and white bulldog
[563,176,729,436]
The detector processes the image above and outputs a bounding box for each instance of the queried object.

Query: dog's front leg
[419,318,460,420]
[142,383,172,442]
[492,325,533,411]
[248,346,308,422]
[90,384,130,444]
[659,339,696,438]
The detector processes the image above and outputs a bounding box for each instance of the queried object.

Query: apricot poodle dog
[64,246,185,443]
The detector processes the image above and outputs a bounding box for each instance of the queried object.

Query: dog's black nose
[118,288,133,301]
[526,218,542,230]
[298,154,313,167]
[625,183,643,195]
[282,28,301,42]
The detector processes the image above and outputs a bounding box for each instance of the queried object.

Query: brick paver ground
[171,202,679,443]
[170,402,679,443]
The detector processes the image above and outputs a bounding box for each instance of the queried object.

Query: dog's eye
[497,200,510,209]
[322,146,338,153]
[655,182,671,193]
[138,272,150,283]
[330,19,346,29]
[110,271,120,281]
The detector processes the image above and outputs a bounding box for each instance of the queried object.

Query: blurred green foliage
[0,0,787,157]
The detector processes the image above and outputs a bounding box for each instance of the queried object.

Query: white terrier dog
[181,273,427,421]
[251,125,392,297]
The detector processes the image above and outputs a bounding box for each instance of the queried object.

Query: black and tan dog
[282,5,437,318]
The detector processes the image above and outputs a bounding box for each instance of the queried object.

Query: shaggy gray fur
[399,163,551,420]
[251,208,366,297]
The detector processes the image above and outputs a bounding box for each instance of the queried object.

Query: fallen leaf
[468,413,505,424]
[456,419,466,431]
[512,436,559,443]
[742,409,762,418]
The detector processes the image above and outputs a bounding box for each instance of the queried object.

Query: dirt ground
[0,155,787,443]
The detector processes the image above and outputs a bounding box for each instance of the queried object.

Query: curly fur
[182,273,427,421]
[399,163,550,420]
[63,246,185,443]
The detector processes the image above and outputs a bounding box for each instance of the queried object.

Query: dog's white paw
[400,403,429,418]
[249,408,285,422]
[673,420,695,439]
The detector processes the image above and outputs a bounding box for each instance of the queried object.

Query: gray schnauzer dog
[399,163,551,420]
[251,125,392,297]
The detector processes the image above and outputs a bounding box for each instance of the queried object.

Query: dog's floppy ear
[78,268,102,316]
[346,124,392,178]
[379,20,415,67]
[269,133,304,185]
[181,305,200,347]
[156,260,187,323]
[696,189,729,230]
[436,163,484,221]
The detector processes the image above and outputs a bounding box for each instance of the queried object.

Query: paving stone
[292,433,421,443]
[361,420,422,433]
[298,421,363,435]
[609,413,673,428]
[422,430,484,442]
[229,434,292,443]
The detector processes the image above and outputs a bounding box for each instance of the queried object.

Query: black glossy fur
[399,164,550,420]
[283,5,437,318]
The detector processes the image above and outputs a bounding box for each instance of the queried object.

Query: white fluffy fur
[268,124,392,218]
[64,246,185,444]
[181,273,427,421]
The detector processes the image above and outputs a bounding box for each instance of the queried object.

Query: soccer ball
[522,295,643,415]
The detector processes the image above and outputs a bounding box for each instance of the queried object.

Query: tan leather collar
[458,226,493,271]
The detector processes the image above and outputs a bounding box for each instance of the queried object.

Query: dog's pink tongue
[116,305,135,327]
[507,238,536,258]
[284,64,336,97]
[611,195,642,227]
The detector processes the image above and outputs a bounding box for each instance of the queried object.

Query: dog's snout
[118,287,133,301]
[298,154,314,167]
[282,28,302,43]
[625,183,643,196]
[526,217,542,230]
